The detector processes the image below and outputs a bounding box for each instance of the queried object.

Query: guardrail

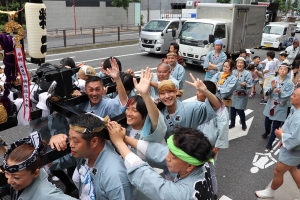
[44,24,141,49]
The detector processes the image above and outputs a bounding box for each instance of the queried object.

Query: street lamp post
[73,0,77,34]
[147,0,149,22]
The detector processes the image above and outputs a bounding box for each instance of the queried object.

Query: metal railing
[44,24,141,49]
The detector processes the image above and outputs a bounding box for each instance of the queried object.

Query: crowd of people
[0,39,299,200]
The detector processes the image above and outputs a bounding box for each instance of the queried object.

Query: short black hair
[291,32,295,37]
[170,43,180,53]
[253,56,260,60]
[203,81,216,94]
[60,57,76,69]
[126,95,148,120]
[266,51,275,59]
[240,49,246,54]
[69,114,107,143]
[85,76,103,86]
[247,63,255,71]
[172,127,214,165]
[103,57,122,71]
[121,73,134,92]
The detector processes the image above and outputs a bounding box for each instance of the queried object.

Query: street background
[0,39,299,199]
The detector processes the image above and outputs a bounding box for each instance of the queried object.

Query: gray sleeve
[127,163,191,200]
[49,153,77,171]
[144,142,169,169]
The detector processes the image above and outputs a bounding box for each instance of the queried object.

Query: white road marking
[219,195,232,200]
[74,52,147,64]
[228,109,254,141]
[111,33,139,36]
[250,138,280,173]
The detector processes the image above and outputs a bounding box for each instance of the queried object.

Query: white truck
[177,3,267,66]
[261,22,297,50]
[139,18,186,54]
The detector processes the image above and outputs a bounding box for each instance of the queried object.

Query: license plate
[265,44,271,47]
[145,48,150,52]
[186,59,193,64]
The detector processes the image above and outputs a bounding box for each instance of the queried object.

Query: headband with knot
[69,113,109,134]
[2,132,45,173]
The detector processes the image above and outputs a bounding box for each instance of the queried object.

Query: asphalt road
[0,43,299,200]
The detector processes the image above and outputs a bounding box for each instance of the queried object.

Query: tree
[0,0,25,31]
[112,0,133,29]
[274,0,286,16]
[292,0,299,14]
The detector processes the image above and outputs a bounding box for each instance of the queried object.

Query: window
[168,22,179,30]
[214,24,225,39]
[283,28,287,35]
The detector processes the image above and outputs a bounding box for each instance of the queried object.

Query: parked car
[296,23,300,33]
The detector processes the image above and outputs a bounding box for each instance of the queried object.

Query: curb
[46,39,139,55]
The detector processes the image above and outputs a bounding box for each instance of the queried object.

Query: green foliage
[287,0,292,11]
[112,0,133,10]
[0,0,26,28]
[274,0,287,15]
[140,14,144,26]
[293,0,299,11]
[217,0,231,3]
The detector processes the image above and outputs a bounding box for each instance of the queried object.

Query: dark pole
[147,0,149,22]
[18,0,24,48]
[73,0,77,34]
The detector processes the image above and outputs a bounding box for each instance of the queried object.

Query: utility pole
[73,0,77,34]
[147,0,149,22]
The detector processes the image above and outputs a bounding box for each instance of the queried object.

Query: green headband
[167,135,214,166]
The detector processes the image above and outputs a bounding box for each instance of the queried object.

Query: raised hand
[107,121,126,145]
[49,134,68,151]
[133,67,153,95]
[126,69,135,77]
[271,80,277,89]
[77,62,85,68]
[185,73,207,92]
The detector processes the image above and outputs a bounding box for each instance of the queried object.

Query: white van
[139,18,186,54]
[261,22,297,50]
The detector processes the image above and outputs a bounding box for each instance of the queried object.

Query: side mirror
[203,40,209,45]
[209,34,214,43]
[172,29,176,37]
[166,29,172,33]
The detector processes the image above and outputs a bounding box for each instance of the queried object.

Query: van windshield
[179,22,213,41]
[263,26,283,35]
[142,20,169,32]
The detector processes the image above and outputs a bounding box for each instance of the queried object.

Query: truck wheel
[277,44,282,51]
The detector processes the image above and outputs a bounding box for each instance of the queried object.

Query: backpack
[0,102,7,124]
[287,37,295,46]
